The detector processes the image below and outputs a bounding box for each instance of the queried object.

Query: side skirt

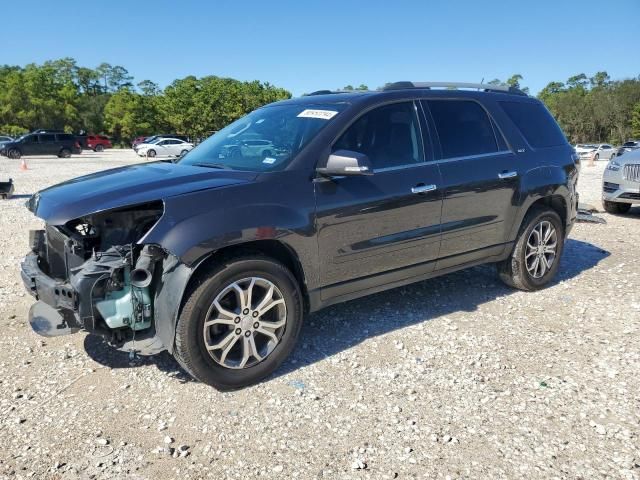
[309,243,513,312]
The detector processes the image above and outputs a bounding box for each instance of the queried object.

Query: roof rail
[305,89,370,96]
[382,81,527,96]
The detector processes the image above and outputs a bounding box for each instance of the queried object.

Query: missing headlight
[65,201,164,252]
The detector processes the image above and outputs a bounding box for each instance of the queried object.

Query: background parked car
[133,134,189,152]
[603,148,640,213]
[221,139,277,160]
[591,143,616,160]
[0,135,13,144]
[136,138,194,158]
[0,133,81,159]
[615,140,640,157]
[85,135,112,152]
[574,144,597,160]
[131,136,151,148]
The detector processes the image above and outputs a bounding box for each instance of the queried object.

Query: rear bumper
[20,252,82,336]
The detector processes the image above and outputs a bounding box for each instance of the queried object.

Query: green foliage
[538,73,640,144]
[631,102,640,138]
[0,59,292,143]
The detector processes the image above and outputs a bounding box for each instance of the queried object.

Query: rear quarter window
[500,101,567,148]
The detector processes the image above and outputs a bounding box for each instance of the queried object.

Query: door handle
[411,184,437,194]
[498,171,518,179]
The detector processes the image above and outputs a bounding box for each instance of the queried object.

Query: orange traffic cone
[20,159,28,171]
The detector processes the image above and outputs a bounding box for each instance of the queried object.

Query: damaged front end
[21,201,174,354]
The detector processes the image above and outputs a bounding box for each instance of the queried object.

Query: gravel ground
[0,152,638,480]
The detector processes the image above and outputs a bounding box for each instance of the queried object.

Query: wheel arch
[154,239,310,354]
[187,239,309,312]
[513,194,568,241]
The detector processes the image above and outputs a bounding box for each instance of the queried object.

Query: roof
[269,81,531,108]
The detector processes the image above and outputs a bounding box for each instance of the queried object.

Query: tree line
[1,59,639,145]
[491,73,640,144]
[0,58,291,144]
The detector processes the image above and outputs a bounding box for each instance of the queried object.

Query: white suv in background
[603,148,640,213]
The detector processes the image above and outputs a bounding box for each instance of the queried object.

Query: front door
[422,99,520,268]
[315,101,443,297]
[37,134,57,155]
[20,134,40,155]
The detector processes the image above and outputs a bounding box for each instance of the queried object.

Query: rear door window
[39,134,56,143]
[425,100,498,158]
[500,101,567,148]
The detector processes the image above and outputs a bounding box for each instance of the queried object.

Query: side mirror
[316,150,373,177]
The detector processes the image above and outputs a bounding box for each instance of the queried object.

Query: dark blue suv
[21,82,579,389]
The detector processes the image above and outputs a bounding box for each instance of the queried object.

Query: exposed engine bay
[25,201,166,348]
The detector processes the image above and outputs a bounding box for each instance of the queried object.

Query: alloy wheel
[525,220,557,279]
[203,277,287,369]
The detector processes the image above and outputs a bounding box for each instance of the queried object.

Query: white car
[574,143,616,161]
[137,138,194,158]
[602,148,640,214]
[575,144,596,160]
[591,143,617,161]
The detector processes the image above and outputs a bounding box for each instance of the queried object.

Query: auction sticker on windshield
[297,109,339,120]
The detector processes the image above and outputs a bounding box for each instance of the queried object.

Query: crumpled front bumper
[20,252,82,336]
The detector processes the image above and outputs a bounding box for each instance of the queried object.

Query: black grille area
[603,182,619,193]
[620,192,640,200]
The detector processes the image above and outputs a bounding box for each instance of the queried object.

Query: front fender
[143,171,318,279]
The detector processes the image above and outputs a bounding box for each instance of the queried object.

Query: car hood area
[28,161,258,225]
[615,149,640,165]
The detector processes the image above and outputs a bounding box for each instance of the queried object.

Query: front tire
[95,144,104,152]
[174,256,303,390]
[603,200,631,214]
[146,149,156,158]
[497,208,564,291]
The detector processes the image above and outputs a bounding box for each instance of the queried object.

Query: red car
[86,135,112,152]
[131,136,150,148]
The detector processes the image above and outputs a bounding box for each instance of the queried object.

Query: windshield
[179,103,346,171]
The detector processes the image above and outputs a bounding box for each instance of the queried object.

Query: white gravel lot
[0,151,638,480]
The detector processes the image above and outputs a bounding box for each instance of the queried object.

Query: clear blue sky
[2,0,638,96]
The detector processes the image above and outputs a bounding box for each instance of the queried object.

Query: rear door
[422,99,520,268]
[315,101,443,296]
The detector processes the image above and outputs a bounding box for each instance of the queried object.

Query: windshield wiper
[191,163,231,170]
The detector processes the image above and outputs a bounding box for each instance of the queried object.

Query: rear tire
[497,207,564,291]
[603,200,631,214]
[594,153,599,161]
[173,256,303,390]
[95,144,104,152]
[8,149,21,159]
[180,149,188,157]
[59,148,71,158]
